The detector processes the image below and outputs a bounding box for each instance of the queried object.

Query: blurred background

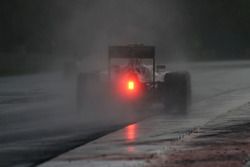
[0,0,250,75]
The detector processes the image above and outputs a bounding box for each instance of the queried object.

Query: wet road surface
[39,84,250,167]
[148,102,250,167]
[1,61,250,166]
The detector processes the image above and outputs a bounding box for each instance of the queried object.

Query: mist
[2,1,250,166]
[0,0,193,74]
[57,0,191,65]
[1,0,250,74]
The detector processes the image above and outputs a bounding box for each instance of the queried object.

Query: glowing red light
[115,72,143,99]
[128,80,135,90]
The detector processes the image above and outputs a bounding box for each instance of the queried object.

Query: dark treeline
[0,0,76,53]
[184,0,250,60]
[0,0,250,74]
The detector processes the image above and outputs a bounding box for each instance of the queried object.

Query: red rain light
[128,80,135,90]
[115,71,143,100]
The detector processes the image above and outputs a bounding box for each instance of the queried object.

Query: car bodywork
[76,44,191,113]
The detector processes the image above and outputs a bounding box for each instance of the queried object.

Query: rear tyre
[162,71,191,113]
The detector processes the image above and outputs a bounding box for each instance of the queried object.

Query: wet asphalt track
[1,61,250,167]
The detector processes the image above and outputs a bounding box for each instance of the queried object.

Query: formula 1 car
[77,45,191,113]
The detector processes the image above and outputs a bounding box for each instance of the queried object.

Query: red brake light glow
[128,80,135,90]
[115,72,144,100]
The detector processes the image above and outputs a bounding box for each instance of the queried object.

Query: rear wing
[109,46,155,59]
[108,45,156,84]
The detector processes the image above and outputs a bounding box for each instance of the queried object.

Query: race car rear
[76,45,191,113]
